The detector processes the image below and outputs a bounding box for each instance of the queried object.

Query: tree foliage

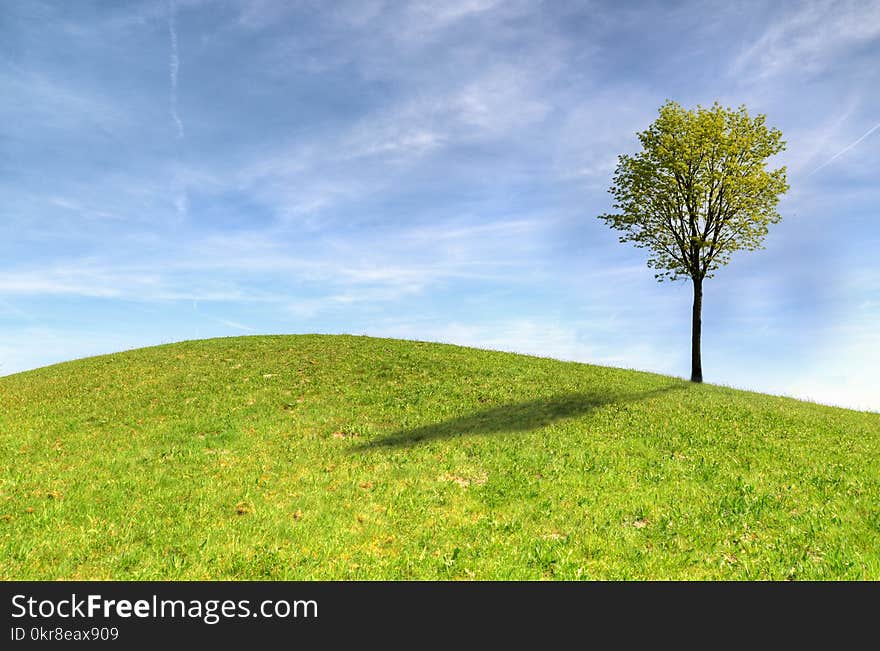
[600,101,788,282]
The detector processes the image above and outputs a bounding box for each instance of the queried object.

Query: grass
[1,334,878,580]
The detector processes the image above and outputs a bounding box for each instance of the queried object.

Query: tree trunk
[690,275,703,383]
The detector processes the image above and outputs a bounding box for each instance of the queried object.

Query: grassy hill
[1,334,878,580]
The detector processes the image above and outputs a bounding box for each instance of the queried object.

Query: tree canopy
[600,101,788,282]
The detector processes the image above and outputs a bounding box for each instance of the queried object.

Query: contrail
[807,121,880,177]
[215,318,257,333]
[168,0,184,138]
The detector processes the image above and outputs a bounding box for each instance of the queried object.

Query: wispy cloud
[730,0,880,81]
[0,262,248,302]
[408,0,502,29]
[806,121,880,177]
[0,298,30,319]
[167,0,184,138]
[0,67,129,135]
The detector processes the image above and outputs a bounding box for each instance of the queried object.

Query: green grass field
[1,334,878,579]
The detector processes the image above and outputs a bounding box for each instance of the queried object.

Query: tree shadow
[353,384,684,451]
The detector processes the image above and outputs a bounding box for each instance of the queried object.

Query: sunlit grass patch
[1,335,878,579]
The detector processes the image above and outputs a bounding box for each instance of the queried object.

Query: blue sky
[2,0,878,412]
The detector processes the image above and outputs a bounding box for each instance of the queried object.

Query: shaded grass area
[0,334,878,579]
[355,386,683,449]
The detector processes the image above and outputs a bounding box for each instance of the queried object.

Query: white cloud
[731,0,880,81]
[0,67,130,134]
[452,65,552,134]
[552,85,660,184]
[0,211,546,305]
[0,262,246,302]
[410,0,501,26]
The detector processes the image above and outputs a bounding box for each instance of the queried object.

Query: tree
[599,101,788,383]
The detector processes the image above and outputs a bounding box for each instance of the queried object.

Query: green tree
[600,101,788,382]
